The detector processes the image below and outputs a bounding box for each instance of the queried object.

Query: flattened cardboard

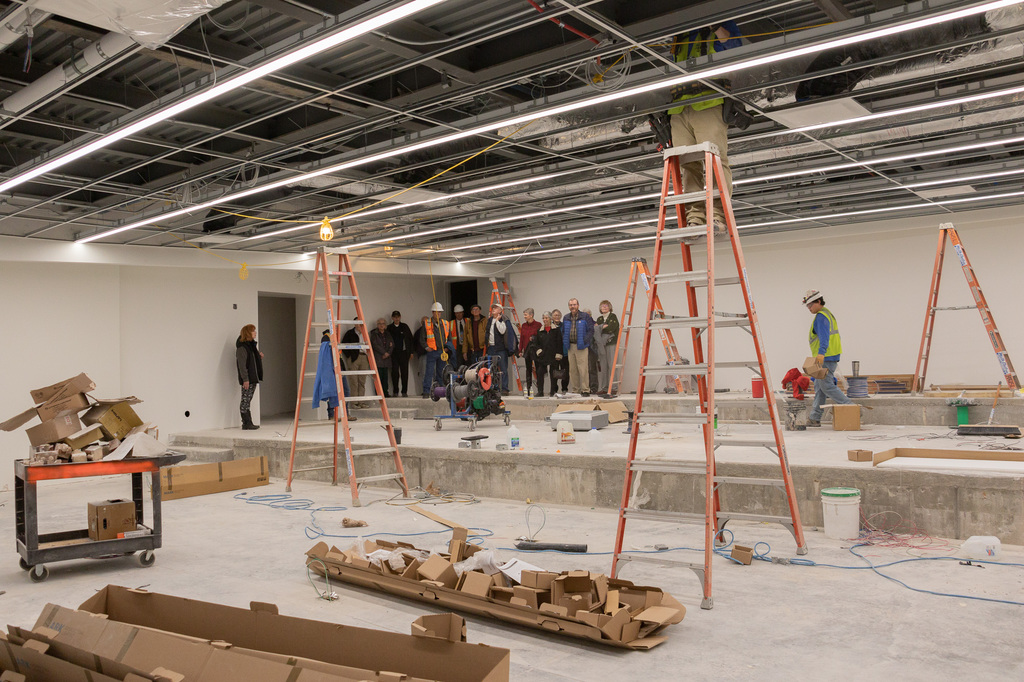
[411,614,467,643]
[82,401,144,440]
[0,406,37,432]
[26,412,82,446]
[848,449,873,462]
[63,424,105,450]
[75,585,510,682]
[37,392,91,422]
[31,373,96,405]
[158,456,269,500]
[873,447,1024,466]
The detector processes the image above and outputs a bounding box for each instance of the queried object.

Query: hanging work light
[319,216,334,241]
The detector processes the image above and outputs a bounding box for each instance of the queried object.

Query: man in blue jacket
[486,303,518,395]
[803,290,852,426]
[562,298,596,397]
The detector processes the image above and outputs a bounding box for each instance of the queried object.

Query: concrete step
[171,445,235,465]
[168,434,237,449]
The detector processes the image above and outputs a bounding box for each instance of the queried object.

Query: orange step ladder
[606,256,690,396]
[610,142,807,609]
[912,223,1019,392]
[285,247,409,506]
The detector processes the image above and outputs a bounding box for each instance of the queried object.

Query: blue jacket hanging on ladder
[312,331,347,414]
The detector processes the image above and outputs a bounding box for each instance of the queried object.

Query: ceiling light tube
[76,0,1016,245]
[2,0,450,196]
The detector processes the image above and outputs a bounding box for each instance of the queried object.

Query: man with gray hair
[562,298,595,396]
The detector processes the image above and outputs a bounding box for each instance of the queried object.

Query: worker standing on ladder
[668,21,742,234]
[803,290,852,427]
[422,302,453,398]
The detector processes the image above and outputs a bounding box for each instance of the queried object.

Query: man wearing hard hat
[803,289,852,426]
[451,304,467,365]
[422,302,454,398]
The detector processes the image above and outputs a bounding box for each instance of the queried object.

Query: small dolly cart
[15,452,185,582]
[431,359,511,431]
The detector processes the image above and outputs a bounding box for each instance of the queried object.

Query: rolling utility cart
[15,452,185,582]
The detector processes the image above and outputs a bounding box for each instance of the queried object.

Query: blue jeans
[487,347,509,392]
[809,360,852,421]
[423,350,443,394]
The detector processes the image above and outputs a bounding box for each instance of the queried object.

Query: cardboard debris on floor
[1,373,163,465]
[848,449,873,462]
[554,400,629,423]
[158,456,269,500]
[305,536,685,649]
[873,447,1024,466]
[0,584,509,682]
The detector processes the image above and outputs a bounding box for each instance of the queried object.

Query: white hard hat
[453,304,464,313]
[430,302,444,312]
[802,289,823,305]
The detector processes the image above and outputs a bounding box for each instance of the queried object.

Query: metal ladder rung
[327,271,353,276]
[340,370,377,376]
[624,508,704,524]
[637,412,708,424]
[616,552,705,571]
[663,189,720,207]
[353,447,399,456]
[306,343,370,351]
[714,438,779,448]
[713,476,786,487]
[931,305,975,311]
[356,473,406,485]
[718,512,793,524]
[630,460,705,474]
[344,395,383,402]
[663,141,721,163]
[293,445,332,453]
[654,270,708,285]
[643,364,705,375]
[659,226,707,242]
[691,276,741,288]
[292,465,336,473]
[333,320,363,325]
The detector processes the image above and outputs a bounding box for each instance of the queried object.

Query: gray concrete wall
[171,433,1024,545]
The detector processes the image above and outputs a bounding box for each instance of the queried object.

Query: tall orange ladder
[610,142,807,610]
[606,257,689,396]
[488,277,523,391]
[285,246,409,506]
[912,223,1019,392]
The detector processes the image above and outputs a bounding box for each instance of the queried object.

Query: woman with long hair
[235,324,264,430]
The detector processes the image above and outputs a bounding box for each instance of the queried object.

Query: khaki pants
[568,345,590,394]
[350,354,370,398]
[670,104,732,224]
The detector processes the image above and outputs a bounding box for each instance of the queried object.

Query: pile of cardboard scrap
[0,372,164,465]
[0,584,510,682]
[306,533,685,649]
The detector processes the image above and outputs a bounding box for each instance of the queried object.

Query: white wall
[502,207,1022,394]
[0,245,449,491]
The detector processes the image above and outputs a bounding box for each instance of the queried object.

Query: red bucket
[751,377,764,398]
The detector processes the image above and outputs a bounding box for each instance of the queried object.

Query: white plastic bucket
[961,535,1001,560]
[821,487,861,540]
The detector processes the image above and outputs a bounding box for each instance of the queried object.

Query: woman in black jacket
[527,312,562,398]
[235,324,264,430]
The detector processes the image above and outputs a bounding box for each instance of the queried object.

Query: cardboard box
[730,545,754,565]
[802,357,828,380]
[63,424,105,450]
[848,449,872,462]
[520,570,558,590]
[417,554,459,590]
[554,400,629,423]
[83,401,144,440]
[832,404,861,431]
[458,570,494,597]
[26,412,82,446]
[66,585,510,682]
[158,456,269,500]
[88,499,136,541]
[308,541,684,649]
[37,392,91,421]
[411,614,467,643]
[31,373,96,405]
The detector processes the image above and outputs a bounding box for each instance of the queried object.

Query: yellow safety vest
[668,29,728,115]
[808,307,842,357]
[425,318,451,351]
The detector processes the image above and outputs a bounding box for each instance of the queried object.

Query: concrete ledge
[171,434,1024,545]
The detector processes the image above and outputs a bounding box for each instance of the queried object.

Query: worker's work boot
[806,419,821,427]
[241,410,260,430]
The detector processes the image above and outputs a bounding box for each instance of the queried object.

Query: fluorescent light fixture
[3,0,449,196]
[464,187,1024,261]
[344,192,660,249]
[240,168,585,243]
[435,218,658,253]
[75,0,1017,245]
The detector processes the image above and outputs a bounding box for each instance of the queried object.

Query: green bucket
[956,405,970,426]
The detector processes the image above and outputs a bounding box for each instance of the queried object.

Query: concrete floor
[3,474,1024,680]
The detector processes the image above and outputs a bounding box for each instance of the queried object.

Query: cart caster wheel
[504,414,511,426]
[434,420,442,431]
[29,565,48,582]
[19,557,31,571]
[139,551,156,567]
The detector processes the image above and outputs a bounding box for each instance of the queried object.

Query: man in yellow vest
[668,21,741,234]
[804,290,852,426]
[422,302,453,398]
